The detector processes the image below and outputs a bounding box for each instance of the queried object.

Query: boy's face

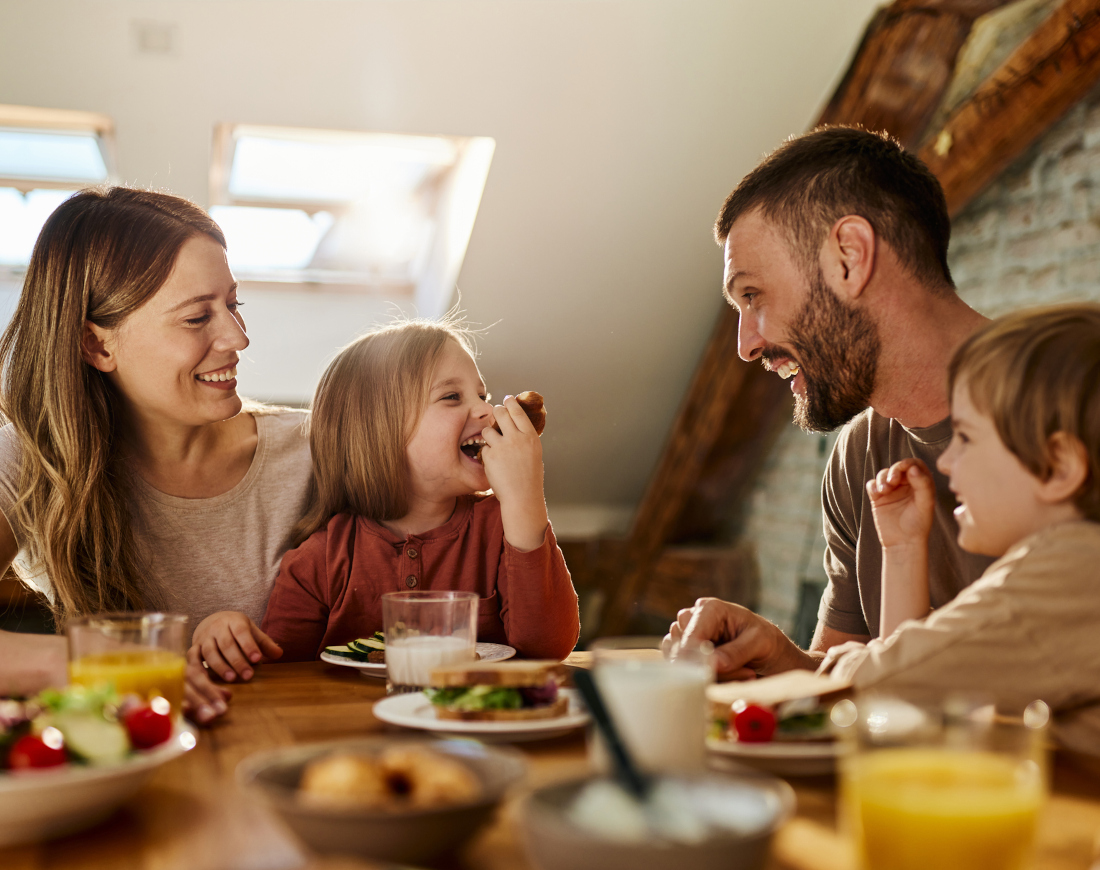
[936,379,1049,557]
[405,339,494,505]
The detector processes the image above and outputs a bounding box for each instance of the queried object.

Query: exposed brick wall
[745,81,1100,635]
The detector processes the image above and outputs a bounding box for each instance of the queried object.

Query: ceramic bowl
[236,736,526,864]
[0,722,198,846]
[518,771,794,870]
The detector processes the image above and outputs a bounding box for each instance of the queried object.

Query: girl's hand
[481,395,549,551]
[183,653,231,725]
[189,611,283,683]
[867,458,935,550]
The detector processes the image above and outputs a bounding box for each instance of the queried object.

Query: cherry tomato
[731,700,777,743]
[124,706,173,749]
[8,731,67,769]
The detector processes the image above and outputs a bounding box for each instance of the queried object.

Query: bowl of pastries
[237,736,526,864]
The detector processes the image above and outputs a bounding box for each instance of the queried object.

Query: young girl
[821,304,1100,755]
[260,318,580,661]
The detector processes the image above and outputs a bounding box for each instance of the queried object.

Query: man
[665,126,993,679]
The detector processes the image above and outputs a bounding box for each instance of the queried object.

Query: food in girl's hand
[298,746,481,810]
[425,660,566,721]
[465,390,547,462]
[512,391,546,435]
[0,685,176,771]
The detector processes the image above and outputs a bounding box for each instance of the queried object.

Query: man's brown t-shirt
[817,408,994,638]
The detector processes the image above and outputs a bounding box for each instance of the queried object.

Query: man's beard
[781,268,880,433]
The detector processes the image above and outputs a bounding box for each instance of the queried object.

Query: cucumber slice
[324,645,372,662]
[51,711,129,764]
[348,637,385,652]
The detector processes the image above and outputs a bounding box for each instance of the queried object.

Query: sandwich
[425,660,567,721]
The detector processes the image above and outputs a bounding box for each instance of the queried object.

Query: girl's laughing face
[405,339,495,503]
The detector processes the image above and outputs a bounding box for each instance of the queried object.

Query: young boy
[819,304,1100,756]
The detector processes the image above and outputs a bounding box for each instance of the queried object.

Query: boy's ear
[1038,432,1089,505]
[80,321,117,373]
[822,215,876,303]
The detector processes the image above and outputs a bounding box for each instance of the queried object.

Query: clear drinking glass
[588,635,714,774]
[834,694,1050,870]
[67,612,188,719]
[382,590,477,694]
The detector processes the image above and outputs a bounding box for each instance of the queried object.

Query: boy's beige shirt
[820,520,1100,756]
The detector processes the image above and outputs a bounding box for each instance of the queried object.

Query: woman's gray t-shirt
[0,410,312,637]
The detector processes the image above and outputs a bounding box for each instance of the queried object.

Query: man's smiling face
[723,208,881,433]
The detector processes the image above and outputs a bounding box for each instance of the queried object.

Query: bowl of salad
[0,685,197,846]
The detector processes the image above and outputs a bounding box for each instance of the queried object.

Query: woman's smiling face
[405,339,494,503]
[87,234,249,430]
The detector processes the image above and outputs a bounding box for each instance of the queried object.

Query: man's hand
[189,611,283,682]
[662,597,818,680]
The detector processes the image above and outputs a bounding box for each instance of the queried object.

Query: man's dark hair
[714,126,954,290]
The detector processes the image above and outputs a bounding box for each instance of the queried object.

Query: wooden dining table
[3,657,1100,870]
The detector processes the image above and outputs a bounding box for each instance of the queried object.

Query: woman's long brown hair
[0,187,227,622]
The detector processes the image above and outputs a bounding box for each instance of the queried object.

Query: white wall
[0,0,882,538]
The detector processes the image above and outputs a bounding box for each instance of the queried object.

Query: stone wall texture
[746,82,1100,634]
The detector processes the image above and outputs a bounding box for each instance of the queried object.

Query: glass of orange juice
[834,695,1049,870]
[67,613,188,719]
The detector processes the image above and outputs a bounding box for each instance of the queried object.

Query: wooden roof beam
[819,1,1017,148]
[920,0,1100,215]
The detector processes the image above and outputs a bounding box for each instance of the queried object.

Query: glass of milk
[382,591,478,694]
[589,636,714,774]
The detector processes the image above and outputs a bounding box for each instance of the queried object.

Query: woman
[0,187,312,722]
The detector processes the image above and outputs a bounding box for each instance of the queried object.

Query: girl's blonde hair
[948,303,1100,521]
[0,186,227,621]
[290,317,478,547]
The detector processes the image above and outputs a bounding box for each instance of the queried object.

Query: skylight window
[210,124,494,316]
[0,105,114,271]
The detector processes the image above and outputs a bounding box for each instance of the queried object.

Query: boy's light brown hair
[948,303,1100,522]
[290,317,479,547]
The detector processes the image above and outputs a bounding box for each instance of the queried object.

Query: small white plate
[321,642,517,679]
[373,689,589,742]
[706,735,840,777]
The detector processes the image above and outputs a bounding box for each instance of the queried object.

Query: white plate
[321,642,517,679]
[0,722,198,846]
[706,735,840,777]
[373,689,589,742]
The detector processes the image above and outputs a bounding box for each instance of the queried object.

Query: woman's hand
[866,458,935,551]
[184,653,231,725]
[189,611,283,682]
[481,395,549,552]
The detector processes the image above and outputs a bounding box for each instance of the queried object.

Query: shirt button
[405,575,418,588]
[407,548,418,559]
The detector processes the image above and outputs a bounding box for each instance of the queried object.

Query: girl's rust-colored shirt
[261,493,580,662]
